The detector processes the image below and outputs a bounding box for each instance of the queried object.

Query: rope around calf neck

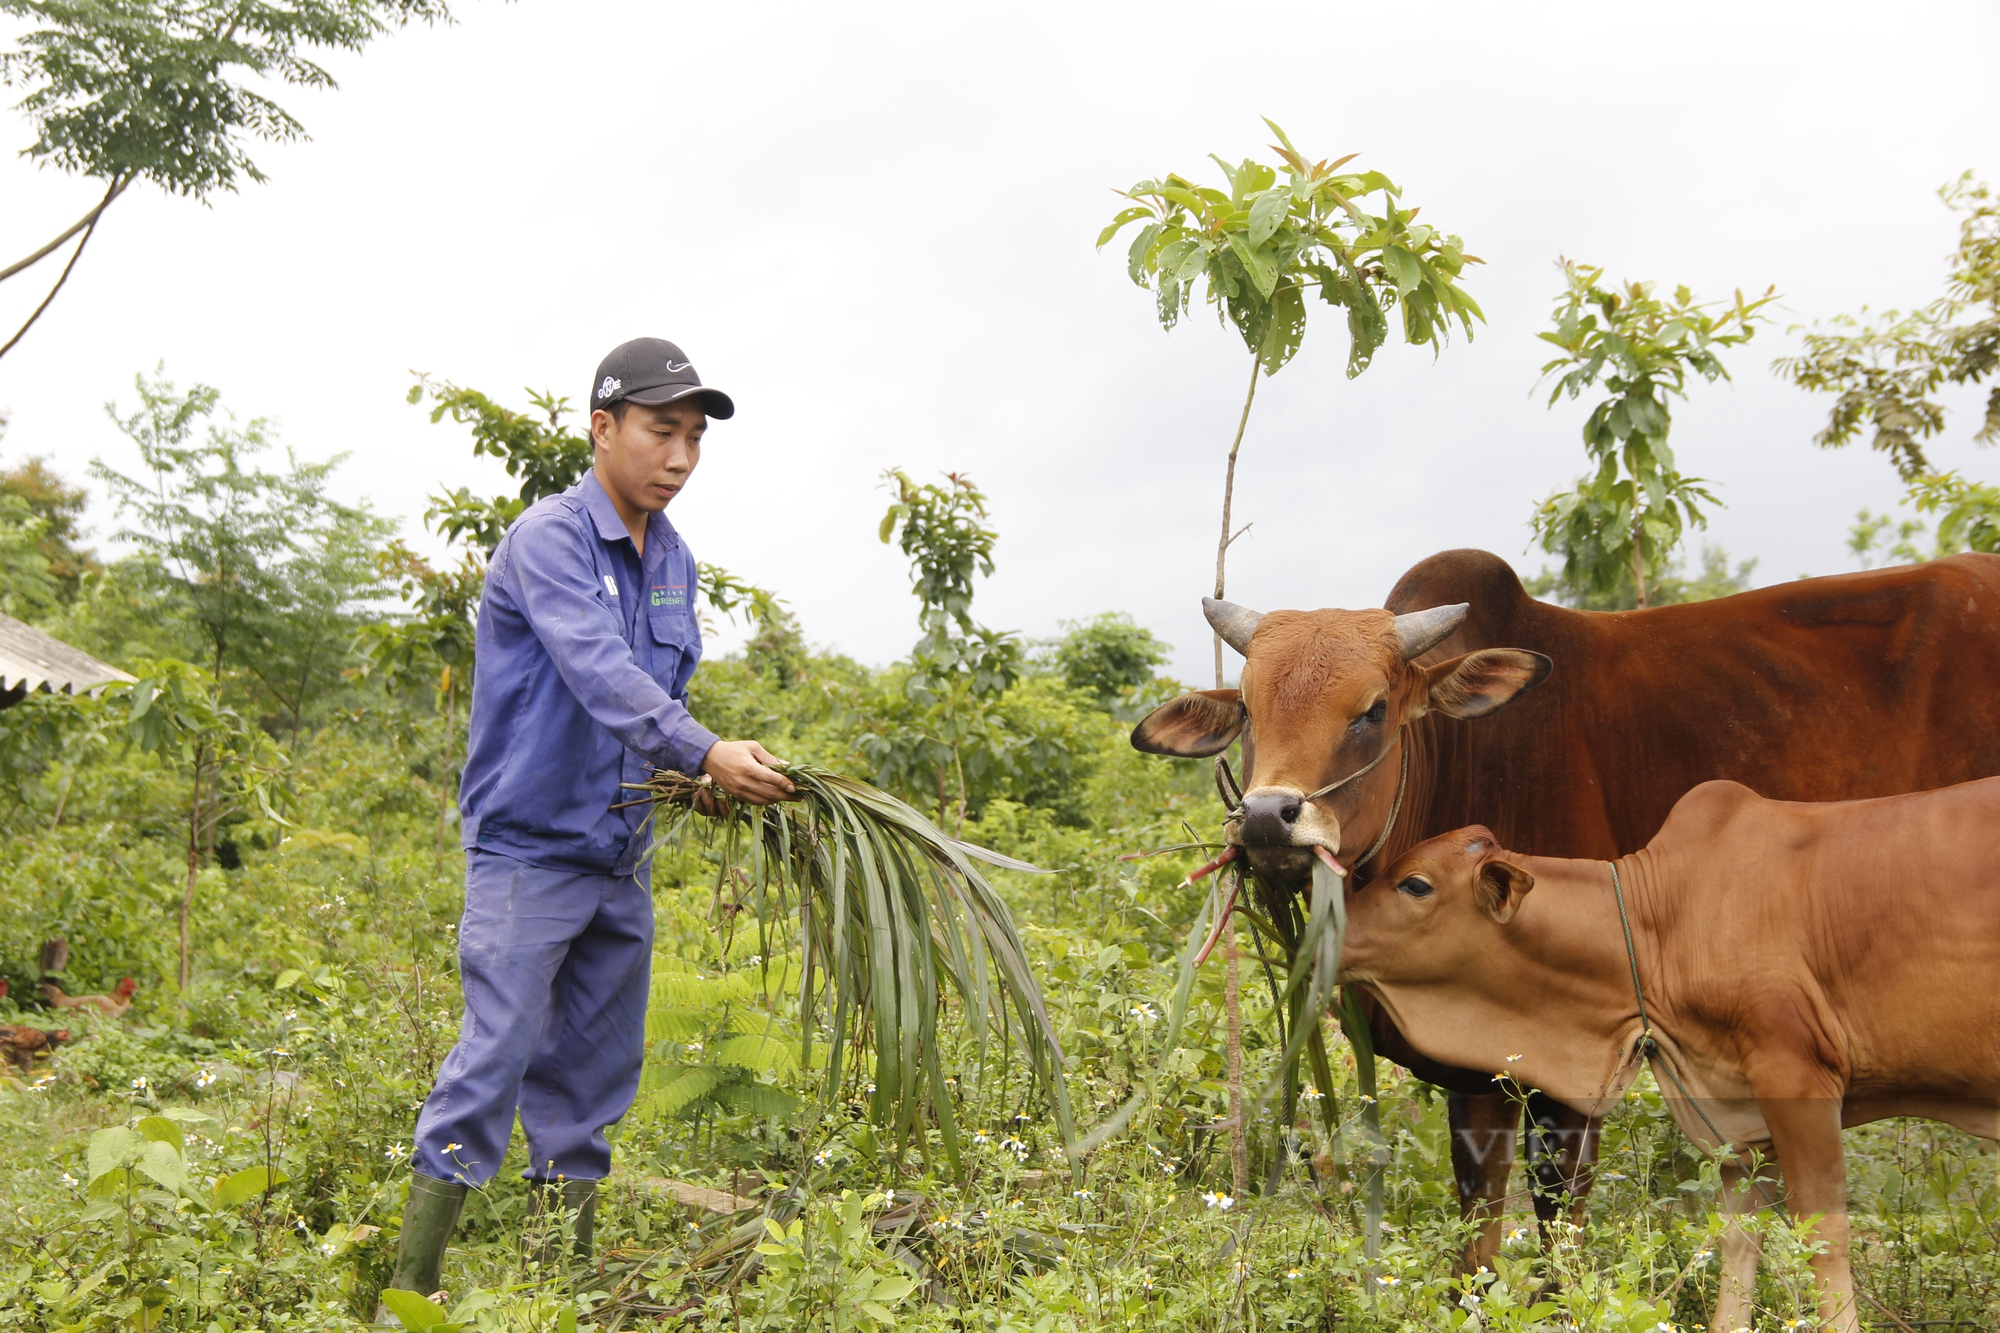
[1606,862,1757,1184]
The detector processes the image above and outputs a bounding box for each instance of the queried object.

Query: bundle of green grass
[625,765,1076,1166]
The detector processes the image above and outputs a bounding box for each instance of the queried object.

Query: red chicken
[38,977,137,1018]
[0,1025,70,1071]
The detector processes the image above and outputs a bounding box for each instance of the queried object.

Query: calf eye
[1396,875,1434,899]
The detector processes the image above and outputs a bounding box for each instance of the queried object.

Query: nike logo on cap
[664,360,691,373]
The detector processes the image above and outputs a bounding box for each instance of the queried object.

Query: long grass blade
[630,763,1075,1169]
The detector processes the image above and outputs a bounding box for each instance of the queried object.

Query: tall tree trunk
[287,655,312,751]
[1212,355,1264,687]
[951,745,969,838]
[1214,354,1263,1203]
[1224,922,1248,1198]
[1631,512,1649,609]
[207,641,226,863]
[48,772,71,832]
[180,746,208,994]
[0,174,130,282]
[0,175,128,362]
[436,669,457,859]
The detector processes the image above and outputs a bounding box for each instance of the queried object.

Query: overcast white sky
[3,0,1997,681]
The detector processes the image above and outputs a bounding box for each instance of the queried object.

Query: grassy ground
[0,659,1995,1332]
[2,812,1995,1332]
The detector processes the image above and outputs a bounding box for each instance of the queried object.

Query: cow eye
[1396,875,1434,899]
[1351,699,1387,730]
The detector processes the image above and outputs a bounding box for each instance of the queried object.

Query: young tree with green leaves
[1100,118,1483,686]
[408,377,595,553]
[1051,612,1169,715]
[869,469,1022,834]
[109,658,291,991]
[0,491,60,621]
[92,369,392,744]
[0,447,97,603]
[1778,174,2000,559]
[0,0,452,358]
[1530,262,1774,609]
[1103,120,1483,1201]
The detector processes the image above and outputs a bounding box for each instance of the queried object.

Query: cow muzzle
[1232,786,1342,853]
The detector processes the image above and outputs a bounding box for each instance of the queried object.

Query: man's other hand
[700,740,797,805]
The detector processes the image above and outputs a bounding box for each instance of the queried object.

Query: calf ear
[1420,649,1552,720]
[1476,859,1535,923]
[1131,690,1245,757]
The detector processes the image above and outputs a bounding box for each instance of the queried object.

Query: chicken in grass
[0,1025,70,1071]
[38,977,137,1018]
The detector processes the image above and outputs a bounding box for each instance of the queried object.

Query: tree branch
[0,175,130,284]
[0,176,125,362]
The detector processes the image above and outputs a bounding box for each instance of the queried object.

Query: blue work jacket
[458,471,720,874]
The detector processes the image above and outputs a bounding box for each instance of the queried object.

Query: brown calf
[1341,781,2000,1332]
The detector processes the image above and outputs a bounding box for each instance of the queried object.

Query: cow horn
[1202,597,1265,655]
[1393,603,1470,660]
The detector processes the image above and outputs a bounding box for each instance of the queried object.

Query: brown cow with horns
[1131,548,2000,1270]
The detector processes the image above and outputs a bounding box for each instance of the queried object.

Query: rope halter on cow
[1193,728,1411,966]
[1215,723,1411,873]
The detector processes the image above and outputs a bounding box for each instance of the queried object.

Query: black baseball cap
[591,337,736,419]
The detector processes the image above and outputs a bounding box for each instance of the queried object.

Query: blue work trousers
[413,849,653,1184]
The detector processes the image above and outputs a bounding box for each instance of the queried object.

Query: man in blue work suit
[383,338,795,1303]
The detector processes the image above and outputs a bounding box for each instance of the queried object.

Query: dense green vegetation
[2,366,1997,1333]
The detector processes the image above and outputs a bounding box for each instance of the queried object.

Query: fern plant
[637,955,805,1124]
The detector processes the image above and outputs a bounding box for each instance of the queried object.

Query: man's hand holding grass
[702,739,796,804]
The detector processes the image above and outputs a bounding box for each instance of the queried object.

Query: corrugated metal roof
[0,612,134,700]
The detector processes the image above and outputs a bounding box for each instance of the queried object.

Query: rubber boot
[525,1178,598,1275]
[375,1174,468,1320]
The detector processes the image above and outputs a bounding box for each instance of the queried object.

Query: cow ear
[1476,859,1535,923]
[1419,649,1552,720]
[1131,690,1244,757]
